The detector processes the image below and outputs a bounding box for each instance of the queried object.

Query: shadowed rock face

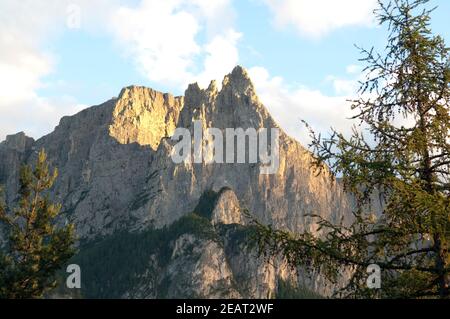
[0,132,35,203]
[0,66,351,298]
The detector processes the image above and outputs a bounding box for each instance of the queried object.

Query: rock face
[0,66,351,298]
[211,188,242,226]
[0,132,35,203]
[110,86,183,150]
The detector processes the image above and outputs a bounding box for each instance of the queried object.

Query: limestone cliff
[0,66,351,298]
[109,86,183,150]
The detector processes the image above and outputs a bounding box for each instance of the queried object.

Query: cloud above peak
[109,0,240,91]
[264,0,378,38]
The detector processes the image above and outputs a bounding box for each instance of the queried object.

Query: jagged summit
[179,65,281,138]
[109,66,281,149]
[185,65,254,97]
[185,66,254,102]
[222,65,255,93]
[207,79,218,94]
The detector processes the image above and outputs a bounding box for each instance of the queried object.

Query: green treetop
[0,150,75,299]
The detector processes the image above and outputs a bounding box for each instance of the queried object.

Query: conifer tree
[253,0,450,298]
[0,150,75,299]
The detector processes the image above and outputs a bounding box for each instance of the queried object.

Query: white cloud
[188,0,236,35]
[110,0,201,87]
[249,66,360,146]
[109,0,241,91]
[0,30,85,141]
[264,0,378,38]
[0,37,84,140]
[0,97,86,142]
[346,64,363,75]
[194,30,242,88]
[326,75,359,96]
[0,0,96,141]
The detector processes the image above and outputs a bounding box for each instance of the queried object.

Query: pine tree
[0,150,75,299]
[252,0,449,298]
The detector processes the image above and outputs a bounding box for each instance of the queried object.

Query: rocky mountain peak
[222,65,255,95]
[101,66,275,148]
[179,66,278,133]
[207,80,218,95]
[109,85,184,150]
[1,132,34,153]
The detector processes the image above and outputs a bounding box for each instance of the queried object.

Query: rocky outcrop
[0,66,352,298]
[0,132,35,204]
[109,86,183,150]
[163,234,240,298]
[123,230,298,299]
[1,131,34,153]
[211,188,242,226]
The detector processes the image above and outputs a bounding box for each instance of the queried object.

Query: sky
[0,0,449,146]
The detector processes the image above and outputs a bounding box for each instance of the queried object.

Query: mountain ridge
[0,66,351,298]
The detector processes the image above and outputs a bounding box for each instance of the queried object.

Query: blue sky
[1,0,449,145]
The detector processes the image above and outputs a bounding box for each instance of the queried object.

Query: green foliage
[253,0,450,299]
[225,224,259,250]
[276,280,323,299]
[0,150,75,299]
[193,189,221,219]
[67,213,216,298]
[61,199,261,299]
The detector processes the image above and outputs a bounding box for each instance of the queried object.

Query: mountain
[0,66,351,298]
